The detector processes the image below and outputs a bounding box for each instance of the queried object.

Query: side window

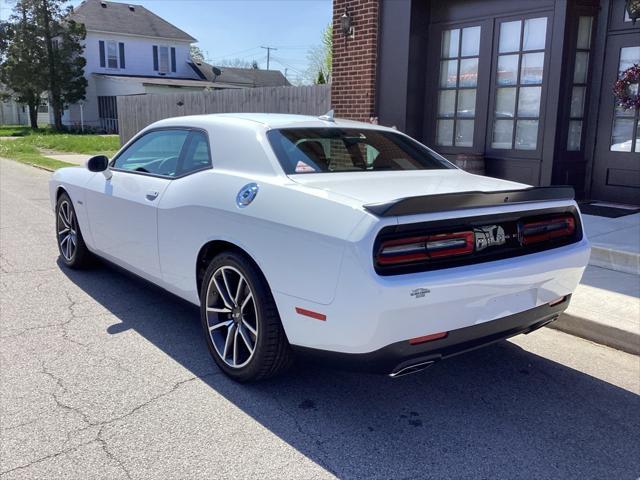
[114,130,189,177]
[179,131,212,175]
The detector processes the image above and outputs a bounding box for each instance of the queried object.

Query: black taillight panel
[373,206,582,276]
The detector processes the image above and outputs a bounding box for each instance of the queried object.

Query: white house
[63,0,292,133]
[0,85,50,127]
[62,0,217,131]
[1,0,291,131]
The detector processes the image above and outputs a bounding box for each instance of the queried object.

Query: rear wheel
[200,251,292,382]
[56,192,92,269]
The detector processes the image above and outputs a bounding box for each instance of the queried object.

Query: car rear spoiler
[363,186,575,217]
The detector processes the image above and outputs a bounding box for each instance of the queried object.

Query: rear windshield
[267,128,453,174]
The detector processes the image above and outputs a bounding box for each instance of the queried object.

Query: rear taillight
[520,215,576,245]
[377,231,474,266]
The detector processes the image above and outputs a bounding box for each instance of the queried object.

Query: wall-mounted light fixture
[626,0,640,24]
[340,8,353,37]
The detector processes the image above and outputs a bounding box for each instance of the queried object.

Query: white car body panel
[84,171,171,283]
[289,169,528,204]
[49,113,590,360]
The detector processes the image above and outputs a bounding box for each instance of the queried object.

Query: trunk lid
[288,170,528,205]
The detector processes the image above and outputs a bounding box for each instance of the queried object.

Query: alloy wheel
[57,200,77,261]
[205,266,258,368]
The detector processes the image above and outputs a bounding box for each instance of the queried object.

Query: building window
[100,40,124,69]
[107,41,118,69]
[491,17,547,151]
[435,25,481,147]
[159,46,169,73]
[610,46,640,152]
[567,16,594,151]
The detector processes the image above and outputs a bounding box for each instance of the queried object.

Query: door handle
[145,191,159,201]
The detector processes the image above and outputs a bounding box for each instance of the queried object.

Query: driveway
[1,158,639,479]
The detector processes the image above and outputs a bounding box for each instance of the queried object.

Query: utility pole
[260,46,277,70]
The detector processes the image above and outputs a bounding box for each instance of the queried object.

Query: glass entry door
[592,35,640,204]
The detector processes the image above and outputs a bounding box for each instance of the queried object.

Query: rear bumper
[292,295,570,376]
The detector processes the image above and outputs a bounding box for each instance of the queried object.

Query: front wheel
[200,251,292,382]
[56,192,92,269]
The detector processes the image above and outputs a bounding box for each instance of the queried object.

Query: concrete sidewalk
[551,265,639,355]
[39,149,90,166]
[583,212,640,275]
[550,211,640,355]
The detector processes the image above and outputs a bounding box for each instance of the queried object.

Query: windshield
[267,128,454,174]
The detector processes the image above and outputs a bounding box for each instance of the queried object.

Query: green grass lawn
[0,126,120,170]
[0,140,73,170]
[0,125,33,137]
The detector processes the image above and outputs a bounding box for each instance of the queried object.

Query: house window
[159,46,169,73]
[100,40,124,69]
[107,41,118,68]
[610,46,640,152]
[567,16,594,151]
[491,17,547,151]
[435,26,481,147]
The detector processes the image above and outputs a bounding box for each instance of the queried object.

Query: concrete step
[589,245,640,276]
[582,213,640,275]
[548,265,640,355]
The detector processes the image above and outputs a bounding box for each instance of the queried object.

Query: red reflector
[409,331,448,345]
[521,215,575,245]
[295,307,326,321]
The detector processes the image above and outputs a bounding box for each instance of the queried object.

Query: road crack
[3,372,218,477]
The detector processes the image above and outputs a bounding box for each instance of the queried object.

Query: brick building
[330,0,640,205]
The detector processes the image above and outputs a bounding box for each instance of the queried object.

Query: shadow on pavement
[60,260,640,479]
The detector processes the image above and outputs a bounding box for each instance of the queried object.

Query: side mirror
[87,155,109,172]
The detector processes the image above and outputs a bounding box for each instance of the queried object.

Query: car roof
[150,112,398,132]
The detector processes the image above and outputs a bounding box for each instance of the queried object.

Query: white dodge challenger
[49,113,590,381]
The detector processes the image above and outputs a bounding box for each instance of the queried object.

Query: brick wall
[331,0,379,121]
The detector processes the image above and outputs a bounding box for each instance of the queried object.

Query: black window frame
[110,127,213,179]
[563,9,597,154]
[426,19,493,155]
[485,12,553,159]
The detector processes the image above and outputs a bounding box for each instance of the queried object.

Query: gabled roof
[188,61,292,88]
[69,0,196,42]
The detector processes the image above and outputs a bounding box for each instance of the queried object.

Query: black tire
[200,251,292,382]
[55,192,93,269]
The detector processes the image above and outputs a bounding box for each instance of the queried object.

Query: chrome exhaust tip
[389,360,436,378]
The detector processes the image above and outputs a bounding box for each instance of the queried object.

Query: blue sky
[0,0,332,82]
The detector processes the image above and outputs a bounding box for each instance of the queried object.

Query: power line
[260,45,277,70]
[270,56,305,76]
[208,46,263,61]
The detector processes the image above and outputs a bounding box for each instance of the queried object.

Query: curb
[30,163,55,173]
[549,312,640,356]
[589,245,640,276]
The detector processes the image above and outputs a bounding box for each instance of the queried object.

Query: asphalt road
[1,158,639,480]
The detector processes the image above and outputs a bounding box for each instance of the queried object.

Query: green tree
[316,70,326,84]
[306,23,332,85]
[31,0,87,130]
[0,3,47,129]
[322,23,332,80]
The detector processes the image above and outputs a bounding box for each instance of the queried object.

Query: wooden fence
[116,84,331,144]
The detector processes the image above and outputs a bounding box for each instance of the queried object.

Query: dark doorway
[591,34,640,204]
